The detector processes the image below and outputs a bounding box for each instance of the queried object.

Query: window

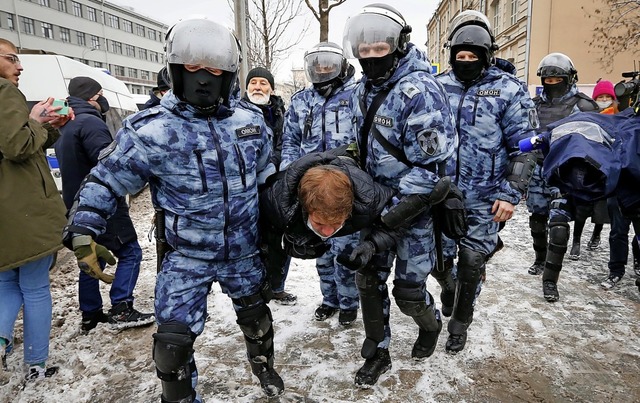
[57,0,66,12]
[149,51,159,63]
[71,1,82,17]
[122,19,133,33]
[124,44,134,57]
[492,1,500,33]
[136,24,145,37]
[106,14,119,29]
[42,22,54,39]
[91,35,100,48]
[141,70,149,80]
[77,31,86,46]
[138,48,147,60]
[22,17,35,35]
[128,67,138,79]
[111,41,122,54]
[148,29,157,41]
[113,65,125,76]
[511,0,519,25]
[7,15,15,31]
[60,27,70,42]
[87,7,96,22]
[39,0,50,6]
[94,61,103,69]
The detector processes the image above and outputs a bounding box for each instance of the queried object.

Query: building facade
[0,0,168,95]
[426,0,638,96]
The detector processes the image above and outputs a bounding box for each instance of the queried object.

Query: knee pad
[529,214,548,235]
[236,303,273,340]
[356,271,385,359]
[392,280,439,331]
[547,221,570,271]
[457,247,484,283]
[430,258,453,281]
[152,322,196,403]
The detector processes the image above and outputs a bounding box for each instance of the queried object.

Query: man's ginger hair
[299,165,353,224]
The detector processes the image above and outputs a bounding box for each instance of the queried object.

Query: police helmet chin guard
[448,24,495,68]
[164,17,240,108]
[304,42,347,84]
[342,3,411,60]
[536,52,578,85]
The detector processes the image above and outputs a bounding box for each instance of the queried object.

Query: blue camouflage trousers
[155,251,267,391]
[317,233,360,310]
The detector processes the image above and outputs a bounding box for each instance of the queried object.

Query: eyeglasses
[0,53,21,64]
[184,64,223,76]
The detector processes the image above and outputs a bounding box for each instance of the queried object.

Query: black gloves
[337,241,376,270]
[282,234,330,259]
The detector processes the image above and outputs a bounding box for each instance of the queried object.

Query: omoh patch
[236,125,261,138]
[98,141,117,160]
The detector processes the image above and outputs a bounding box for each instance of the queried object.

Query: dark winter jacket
[240,94,286,169]
[260,147,396,247]
[55,96,137,251]
[0,77,67,271]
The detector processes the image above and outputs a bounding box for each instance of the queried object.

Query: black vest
[534,92,598,133]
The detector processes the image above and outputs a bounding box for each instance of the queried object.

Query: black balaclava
[543,78,569,100]
[451,47,485,84]
[182,68,225,112]
[359,53,397,86]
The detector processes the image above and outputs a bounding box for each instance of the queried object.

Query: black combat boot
[354,348,391,388]
[412,318,442,359]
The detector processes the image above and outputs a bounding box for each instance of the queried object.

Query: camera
[614,70,640,111]
[52,99,69,115]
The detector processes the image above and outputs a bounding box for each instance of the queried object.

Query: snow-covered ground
[2,188,639,403]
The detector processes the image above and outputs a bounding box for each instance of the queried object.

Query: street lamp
[82,45,99,60]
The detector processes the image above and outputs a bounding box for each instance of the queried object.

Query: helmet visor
[304,51,343,83]
[166,19,239,72]
[537,53,574,77]
[343,14,401,59]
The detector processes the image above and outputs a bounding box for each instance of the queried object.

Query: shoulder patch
[98,140,117,160]
[373,115,394,128]
[399,82,421,99]
[236,125,261,138]
[477,89,501,97]
[417,131,439,156]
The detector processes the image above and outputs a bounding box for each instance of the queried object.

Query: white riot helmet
[304,42,347,84]
[165,17,240,107]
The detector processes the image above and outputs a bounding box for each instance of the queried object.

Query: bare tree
[304,0,349,42]
[229,0,310,73]
[583,0,640,72]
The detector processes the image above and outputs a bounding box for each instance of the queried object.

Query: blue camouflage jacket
[66,91,274,261]
[437,65,538,205]
[351,44,458,196]
[280,72,356,169]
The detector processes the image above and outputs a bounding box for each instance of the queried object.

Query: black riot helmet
[449,24,495,68]
[537,52,578,85]
[164,17,240,109]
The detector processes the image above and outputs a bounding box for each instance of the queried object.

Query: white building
[0,0,168,95]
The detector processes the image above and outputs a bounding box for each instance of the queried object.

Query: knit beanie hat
[592,80,616,100]
[246,67,274,90]
[68,76,102,100]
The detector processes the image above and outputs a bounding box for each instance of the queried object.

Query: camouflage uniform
[281,76,360,312]
[66,90,274,390]
[352,44,458,349]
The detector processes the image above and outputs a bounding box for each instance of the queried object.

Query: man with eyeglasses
[0,38,73,382]
[59,19,282,401]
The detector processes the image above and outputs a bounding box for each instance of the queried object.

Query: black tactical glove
[282,235,330,259]
[337,241,376,271]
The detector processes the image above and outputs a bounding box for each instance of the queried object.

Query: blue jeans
[79,240,143,314]
[0,254,54,365]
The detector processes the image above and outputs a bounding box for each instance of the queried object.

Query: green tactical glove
[72,235,116,284]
